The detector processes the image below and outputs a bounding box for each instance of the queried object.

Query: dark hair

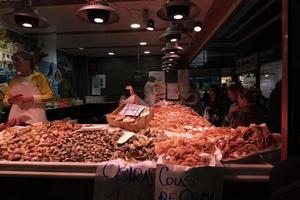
[190,83,196,89]
[239,88,257,104]
[148,76,156,82]
[12,51,35,70]
[227,83,243,94]
[123,89,131,97]
[210,84,220,96]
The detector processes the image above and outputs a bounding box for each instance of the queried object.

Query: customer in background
[180,83,198,111]
[267,80,282,133]
[229,88,265,128]
[220,83,231,116]
[119,85,147,106]
[225,83,243,126]
[144,76,165,106]
[119,85,135,105]
[3,51,53,125]
[204,85,222,126]
[201,90,209,109]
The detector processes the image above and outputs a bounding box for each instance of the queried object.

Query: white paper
[117,131,135,144]
[155,158,224,200]
[80,124,110,131]
[93,159,156,200]
[119,103,148,116]
[97,74,106,88]
[92,76,101,95]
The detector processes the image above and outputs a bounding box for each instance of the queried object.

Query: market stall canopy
[0,0,240,60]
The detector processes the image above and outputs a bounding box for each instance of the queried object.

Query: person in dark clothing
[202,90,209,108]
[224,83,244,126]
[267,80,282,133]
[204,85,222,125]
[229,88,265,128]
[220,83,231,116]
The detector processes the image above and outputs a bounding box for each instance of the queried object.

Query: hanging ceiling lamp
[161,43,183,54]
[162,59,177,66]
[2,0,49,29]
[160,23,182,43]
[76,0,119,24]
[193,21,202,32]
[157,0,200,21]
[146,19,155,31]
[161,64,174,72]
[161,54,180,61]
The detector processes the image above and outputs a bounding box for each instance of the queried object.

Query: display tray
[0,160,273,182]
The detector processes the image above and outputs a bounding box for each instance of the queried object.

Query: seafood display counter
[0,102,279,200]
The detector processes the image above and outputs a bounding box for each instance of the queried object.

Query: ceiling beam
[185,0,241,62]
[235,14,281,46]
[27,27,166,36]
[228,0,276,38]
[0,0,148,8]
[59,42,190,50]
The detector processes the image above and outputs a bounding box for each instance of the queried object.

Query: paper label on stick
[117,131,135,144]
[119,103,148,116]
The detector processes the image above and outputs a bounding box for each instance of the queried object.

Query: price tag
[155,158,224,200]
[93,159,156,200]
[117,131,135,144]
[119,104,148,116]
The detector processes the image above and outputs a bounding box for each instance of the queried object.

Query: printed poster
[167,83,179,100]
[149,71,166,99]
[178,69,189,98]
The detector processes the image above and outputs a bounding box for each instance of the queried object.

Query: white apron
[9,80,47,124]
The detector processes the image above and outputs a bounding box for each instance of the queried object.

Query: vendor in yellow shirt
[3,51,54,125]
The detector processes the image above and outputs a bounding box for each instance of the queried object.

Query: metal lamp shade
[2,9,49,29]
[160,25,182,42]
[161,43,183,53]
[157,0,200,21]
[76,4,120,24]
[162,54,180,61]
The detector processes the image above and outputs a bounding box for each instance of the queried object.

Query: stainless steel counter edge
[0,161,273,182]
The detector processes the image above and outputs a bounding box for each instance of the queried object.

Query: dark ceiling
[191,0,282,68]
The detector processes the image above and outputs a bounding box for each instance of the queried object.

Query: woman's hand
[6,118,21,127]
[8,95,34,104]
[8,94,23,104]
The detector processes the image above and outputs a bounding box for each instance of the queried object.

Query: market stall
[0,102,280,200]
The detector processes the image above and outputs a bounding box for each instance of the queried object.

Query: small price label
[119,104,148,116]
[117,131,135,144]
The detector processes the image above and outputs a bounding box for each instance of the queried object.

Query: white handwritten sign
[93,159,156,200]
[119,104,148,116]
[155,160,224,200]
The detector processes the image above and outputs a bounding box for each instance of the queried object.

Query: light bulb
[173,14,183,20]
[94,18,104,23]
[130,23,141,29]
[22,23,33,28]
[139,42,147,46]
[194,26,201,32]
